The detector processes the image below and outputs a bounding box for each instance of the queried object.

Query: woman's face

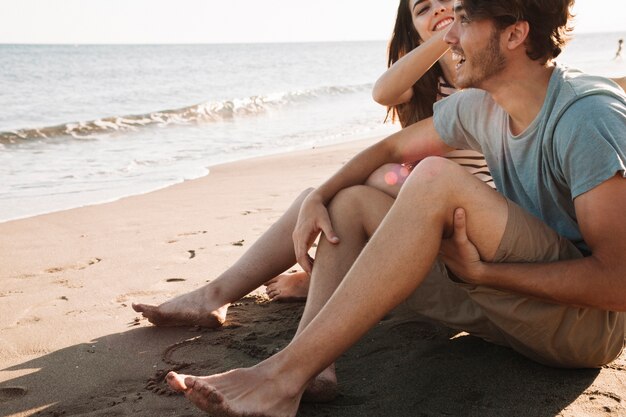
[409,0,455,42]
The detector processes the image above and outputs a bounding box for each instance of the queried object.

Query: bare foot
[132,286,228,328]
[302,365,338,403]
[265,271,310,301]
[167,368,303,417]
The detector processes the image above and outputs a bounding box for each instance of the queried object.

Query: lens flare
[384,171,399,185]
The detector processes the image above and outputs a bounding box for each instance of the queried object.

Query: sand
[1,138,625,417]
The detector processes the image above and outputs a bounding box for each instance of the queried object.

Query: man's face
[445,1,507,89]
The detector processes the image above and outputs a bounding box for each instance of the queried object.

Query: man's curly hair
[463,0,575,63]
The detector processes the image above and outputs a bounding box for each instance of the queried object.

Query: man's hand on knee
[440,208,486,284]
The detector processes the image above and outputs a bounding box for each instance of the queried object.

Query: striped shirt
[437,77,495,188]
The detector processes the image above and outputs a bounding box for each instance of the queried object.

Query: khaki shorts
[403,198,625,368]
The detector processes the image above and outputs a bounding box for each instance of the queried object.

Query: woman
[265,0,493,301]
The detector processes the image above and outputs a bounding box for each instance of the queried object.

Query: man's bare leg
[296,186,394,401]
[132,188,314,327]
[166,157,510,416]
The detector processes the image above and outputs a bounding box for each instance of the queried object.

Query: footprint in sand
[0,290,24,298]
[241,208,272,216]
[214,240,245,247]
[166,231,208,244]
[583,389,624,414]
[17,316,42,325]
[15,274,36,280]
[177,230,208,237]
[45,257,102,274]
[115,290,161,304]
[183,248,205,259]
[0,386,27,403]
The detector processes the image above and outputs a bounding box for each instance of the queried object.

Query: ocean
[1,32,625,223]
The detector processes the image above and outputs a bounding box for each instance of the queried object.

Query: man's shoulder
[550,92,626,162]
[560,93,626,119]
[555,65,626,103]
[543,66,626,139]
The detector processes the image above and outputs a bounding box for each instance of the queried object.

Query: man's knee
[395,157,471,210]
[404,157,465,191]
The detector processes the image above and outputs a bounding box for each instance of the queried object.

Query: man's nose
[444,20,458,45]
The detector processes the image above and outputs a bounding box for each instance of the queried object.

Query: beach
[1,138,626,417]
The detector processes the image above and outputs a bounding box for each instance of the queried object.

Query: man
[164,0,626,415]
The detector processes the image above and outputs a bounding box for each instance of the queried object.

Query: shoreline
[0,134,390,225]
[1,136,625,416]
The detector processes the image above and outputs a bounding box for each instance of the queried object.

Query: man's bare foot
[132,286,228,328]
[265,271,310,301]
[302,365,338,403]
[167,368,303,417]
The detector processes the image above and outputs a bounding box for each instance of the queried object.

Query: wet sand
[1,138,625,416]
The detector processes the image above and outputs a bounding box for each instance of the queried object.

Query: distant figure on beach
[615,38,623,59]
[158,0,626,415]
[133,0,492,325]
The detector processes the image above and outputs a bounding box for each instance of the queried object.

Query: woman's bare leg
[264,163,406,302]
[132,188,314,327]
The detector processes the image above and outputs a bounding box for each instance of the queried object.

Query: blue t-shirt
[433,65,626,254]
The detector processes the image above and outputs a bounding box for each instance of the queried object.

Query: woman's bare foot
[132,286,228,328]
[265,271,310,301]
[167,366,304,417]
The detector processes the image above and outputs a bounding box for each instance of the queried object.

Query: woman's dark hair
[386,0,444,127]
[463,0,574,63]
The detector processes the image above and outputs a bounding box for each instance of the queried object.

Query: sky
[0,0,624,44]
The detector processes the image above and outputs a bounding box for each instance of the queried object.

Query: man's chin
[454,76,473,90]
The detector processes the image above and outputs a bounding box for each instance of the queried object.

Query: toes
[132,303,157,316]
[266,287,279,300]
[264,276,280,286]
[185,378,225,412]
[166,372,189,391]
[131,303,165,324]
[131,303,146,313]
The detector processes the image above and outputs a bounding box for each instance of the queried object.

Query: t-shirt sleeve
[554,94,626,199]
[432,89,489,153]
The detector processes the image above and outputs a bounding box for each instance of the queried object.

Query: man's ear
[504,20,530,51]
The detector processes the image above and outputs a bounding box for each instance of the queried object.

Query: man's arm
[293,117,453,273]
[445,174,626,311]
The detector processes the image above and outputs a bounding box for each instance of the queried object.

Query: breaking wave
[0,83,372,144]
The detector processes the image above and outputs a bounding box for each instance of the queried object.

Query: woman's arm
[372,30,449,107]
